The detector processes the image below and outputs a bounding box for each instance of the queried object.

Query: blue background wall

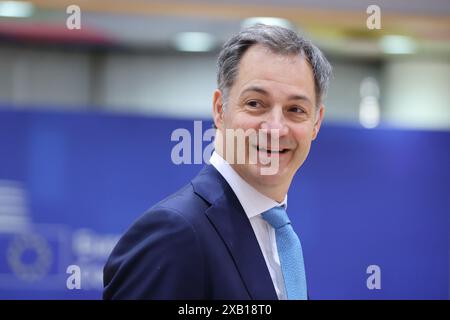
[0,109,448,299]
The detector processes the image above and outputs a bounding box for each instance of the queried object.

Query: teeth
[256,146,287,153]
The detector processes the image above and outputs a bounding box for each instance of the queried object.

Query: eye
[246,100,263,109]
[289,106,306,114]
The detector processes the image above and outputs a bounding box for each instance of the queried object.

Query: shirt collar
[209,151,287,219]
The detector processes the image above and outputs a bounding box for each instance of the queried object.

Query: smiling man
[103,24,332,300]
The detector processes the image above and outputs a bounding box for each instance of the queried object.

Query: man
[103,24,331,300]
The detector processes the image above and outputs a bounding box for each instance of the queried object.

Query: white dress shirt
[209,151,288,300]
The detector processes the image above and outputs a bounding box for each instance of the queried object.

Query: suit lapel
[192,165,278,300]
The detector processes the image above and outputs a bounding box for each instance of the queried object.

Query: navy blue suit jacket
[103,164,278,299]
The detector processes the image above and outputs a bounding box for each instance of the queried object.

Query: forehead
[233,44,315,101]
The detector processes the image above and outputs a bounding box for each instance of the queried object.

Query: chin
[246,162,292,187]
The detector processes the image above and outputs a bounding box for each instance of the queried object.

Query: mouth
[256,145,291,154]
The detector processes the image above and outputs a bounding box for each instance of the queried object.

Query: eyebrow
[240,85,312,105]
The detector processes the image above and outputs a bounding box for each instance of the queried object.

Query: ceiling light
[359,77,381,129]
[173,32,216,52]
[0,1,34,18]
[380,35,416,55]
[241,17,294,30]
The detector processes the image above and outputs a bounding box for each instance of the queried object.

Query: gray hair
[217,23,332,108]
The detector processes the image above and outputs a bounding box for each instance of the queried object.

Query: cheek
[292,124,314,143]
[229,114,260,130]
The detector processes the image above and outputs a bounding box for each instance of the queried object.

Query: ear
[312,104,325,141]
[212,89,225,130]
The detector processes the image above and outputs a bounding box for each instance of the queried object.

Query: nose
[260,107,289,137]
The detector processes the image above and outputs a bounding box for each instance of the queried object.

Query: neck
[259,188,287,204]
[230,163,289,203]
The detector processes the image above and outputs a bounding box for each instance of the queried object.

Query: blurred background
[0,0,448,299]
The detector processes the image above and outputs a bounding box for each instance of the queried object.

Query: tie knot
[261,206,290,229]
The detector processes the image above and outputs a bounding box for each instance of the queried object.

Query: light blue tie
[262,206,307,300]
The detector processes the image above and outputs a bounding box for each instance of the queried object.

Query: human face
[213,44,324,199]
